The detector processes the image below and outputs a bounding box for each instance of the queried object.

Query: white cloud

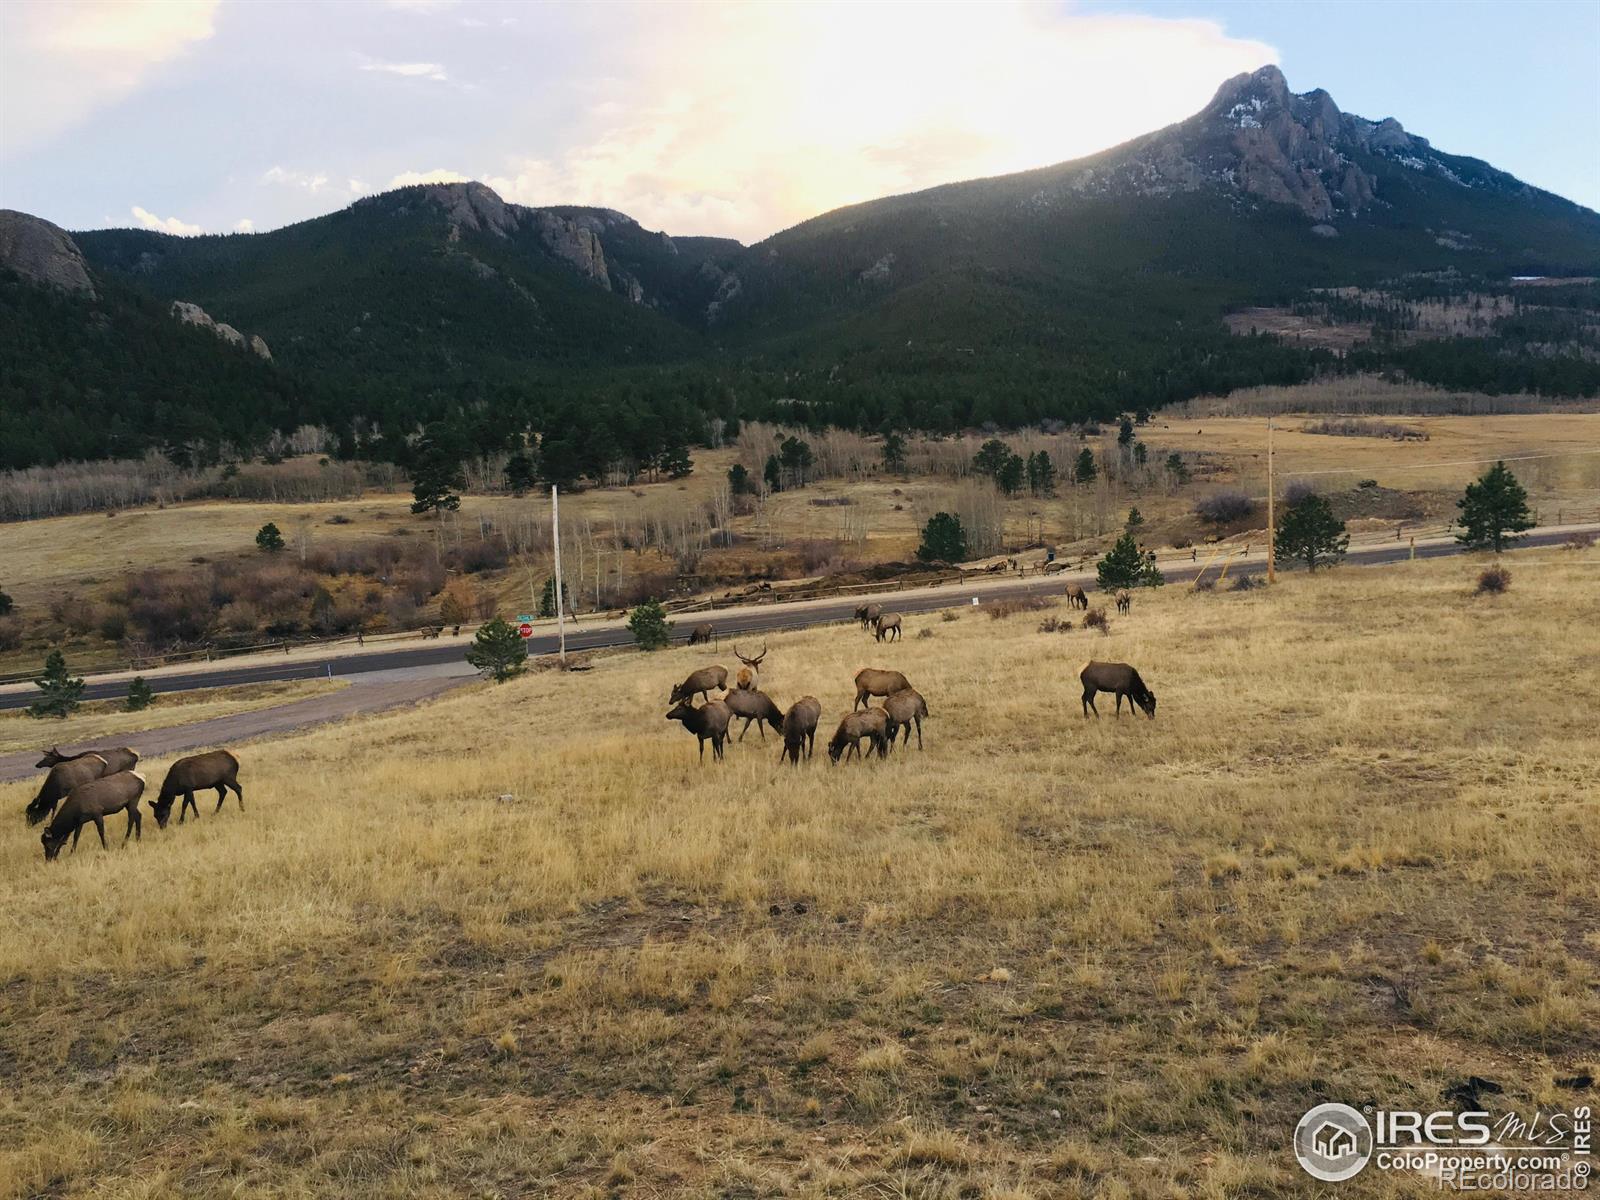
[388,169,472,188]
[359,59,448,82]
[132,205,203,235]
[2,0,218,158]
[261,166,331,192]
[234,218,254,233]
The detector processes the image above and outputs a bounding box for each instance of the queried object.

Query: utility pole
[551,485,566,664]
[1266,415,1277,585]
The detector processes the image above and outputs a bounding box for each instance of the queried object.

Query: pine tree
[26,649,85,719]
[1456,461,1533,552]
[1096,532,1164,590]
[727,463,753,494]
[1165,451,1189,483]
[881,431,907,473]
[465,617,527,682]
[972,438,1012,481]
[1118,416,1135,448]
[1073,448,1098,485]
[1275,493,1349,572]
[537,576,571,619]
[763,454,782,493]
[410,448,465,514]
[1126,506,1143,529]
[1026,451,1056,496]
[1133,441,1148,467]
[996,451,1025,496]
[126,676,154,712]
[658,439,694,479]
[779,437,814,486]
[627,599,673,650]
[916,512,968,562]
[504,451,538,496]
[255,522,285,553]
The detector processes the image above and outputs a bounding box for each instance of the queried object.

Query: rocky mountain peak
[0,209,97,297]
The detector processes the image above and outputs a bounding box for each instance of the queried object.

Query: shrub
[916,627,935,640]
[985,595,1050,620]
[1564,532,1596,551]
[1231,575,1262,591]
[1192,578,1216,592]
[1195,490,1255,525]
[940,610,961,623]
[1282,479,1318,506]
[1083,608,1110,634]
[1475,565,1511,595]
[256,522,286,553]
[1038,615,1073,633]
[627,600,673,651]
[0,617,22,652]
[125,676,154,712]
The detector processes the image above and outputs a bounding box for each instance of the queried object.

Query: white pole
[552,485,566,664]
[1266,416,1277,585]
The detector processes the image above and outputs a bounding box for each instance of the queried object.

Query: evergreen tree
[1165,451,1189,483]
[538,434,585,490]
[410,447,465,514]
[763,454,782,493]
[465,617,527,682]
[627,599,673,650]
[126,676,154,712]
[779,436,814,486]
[972,438,1012,481]
[916,512,968,562]
[1096,532,1164,590]
[881,431,907,473]
[255,522,285,553]
[537,576,571,619]
[1073,448,1098,485]
[1118,416,1135,448]
[1456,461,1533,552]
[1126,506,1143,529]
[658,439,694,479]
[0,587,12,616]
[504,451,538,496]
[727,463,753,494]
[1133,441,1148,467]
[1275,493,1349,572]
[26,649,84,719]
[996,451,1026,496]
[1026,451,1056,496]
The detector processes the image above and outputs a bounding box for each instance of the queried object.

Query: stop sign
[518,622,533,639]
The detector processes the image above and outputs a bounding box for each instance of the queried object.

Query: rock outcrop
[171,301,271,359]
[0,209,96,296]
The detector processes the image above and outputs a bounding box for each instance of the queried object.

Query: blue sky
[1,0,1595,244]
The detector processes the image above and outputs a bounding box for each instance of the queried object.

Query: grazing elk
[41,771,146,860]
[779,696,822,765]
[151,750,244,828]
[733,643,767,689]
[828,709,889,763]
[1079,661,1157,719]
[36,745,140,774]
[666,699,731,762]
[855,603,882,630]
[882,688,929,752]
[687,623,716,646]
[853,667,911,711]
[1114,590,1131,615]
[25,754,109,826]
[724,687,784,741]
[1064,584,1089,610]
[873,612,903,643]
[669,665,728,705]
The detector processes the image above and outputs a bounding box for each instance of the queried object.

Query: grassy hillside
[2,549,1596,1197]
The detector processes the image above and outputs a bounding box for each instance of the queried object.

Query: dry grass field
[2,548,1597,1198]
[0,679,346,755]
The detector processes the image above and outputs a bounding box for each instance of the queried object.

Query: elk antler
[735,643,768,666]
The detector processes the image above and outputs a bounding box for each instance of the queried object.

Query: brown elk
[41,771,146,860]
[151,750,244,828]
[828,709,889,762]
[779,696,821,765]
[855,603,882,629]
[1114,590,1131,615]
[666,699,731,762]
[733,643,767,689]
[36,745,140,774]
[1079,661,1157,719]
[687,623,716,646]
[25,754,109,826]
[882,688,929,751]
[873,612,903,642]
[854,667,911,711]
[724,687,784,741]
[1064,584,1089,610]
[669,665,728,704]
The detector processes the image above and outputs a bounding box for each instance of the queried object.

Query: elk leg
[125,806,140,842]
[180,791,198,823]
[713,734,725,762]
[70,824,82,852]
[914,719,923,750]
[231,782,244,811]
[698,736,706,763]
[214,784,227,813]
[1115,693,1125,716]
[1083,690,1099,717]
[93,816,107,850]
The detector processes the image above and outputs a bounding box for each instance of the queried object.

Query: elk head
[734,644,767,670]
[35,747,66,769]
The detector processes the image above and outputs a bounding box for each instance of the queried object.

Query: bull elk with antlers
[733,643,767,689]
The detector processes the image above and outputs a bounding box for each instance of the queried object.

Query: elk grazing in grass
[669,665,728,705]
[854,667,911,711]
[25,754,108,826]
[687,623,716,646]
[1079,661,1157,719]
[666,699,731,762]
[724,687,784,741]
[41,771,146,860]
[733,643,767,689]
[779,696,821,765]
[150,750,244,828]
[882,688,929,751]
[1114,590,1131,615]
[828,709,889,762]
[873,612,903,642]
[35,745,140,774]
[1064,584,1089,610]
[855,603,882,629]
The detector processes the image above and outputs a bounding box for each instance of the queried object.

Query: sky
[1,0,1596,245]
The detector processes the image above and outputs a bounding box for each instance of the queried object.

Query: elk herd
[22,744,245,861]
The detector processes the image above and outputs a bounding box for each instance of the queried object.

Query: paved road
[1,526,1589,712]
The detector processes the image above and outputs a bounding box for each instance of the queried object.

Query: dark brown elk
[687,623,716,646]
[151,750,244,828]
[669,665,728,704]
[1079,661,1157,719]
[854,667,911,711]
[733,643,767,689]
[724,688,784,741]
[779,696,821,765]
[41,771,146,860]
[25,754,108,826]
[828,709,889,762]
[666,699,731,762]
[855,602,882,629]
[873,612,903,642]
[35,745,140,774]
[1114,590,1131,615]
[882,688,929,751]
[1064,584,1089,610]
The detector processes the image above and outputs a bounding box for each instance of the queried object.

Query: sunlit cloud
[261,165,330,192]
[360,59,449,82]
[131,205,203,235]
[234,218,254,233]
